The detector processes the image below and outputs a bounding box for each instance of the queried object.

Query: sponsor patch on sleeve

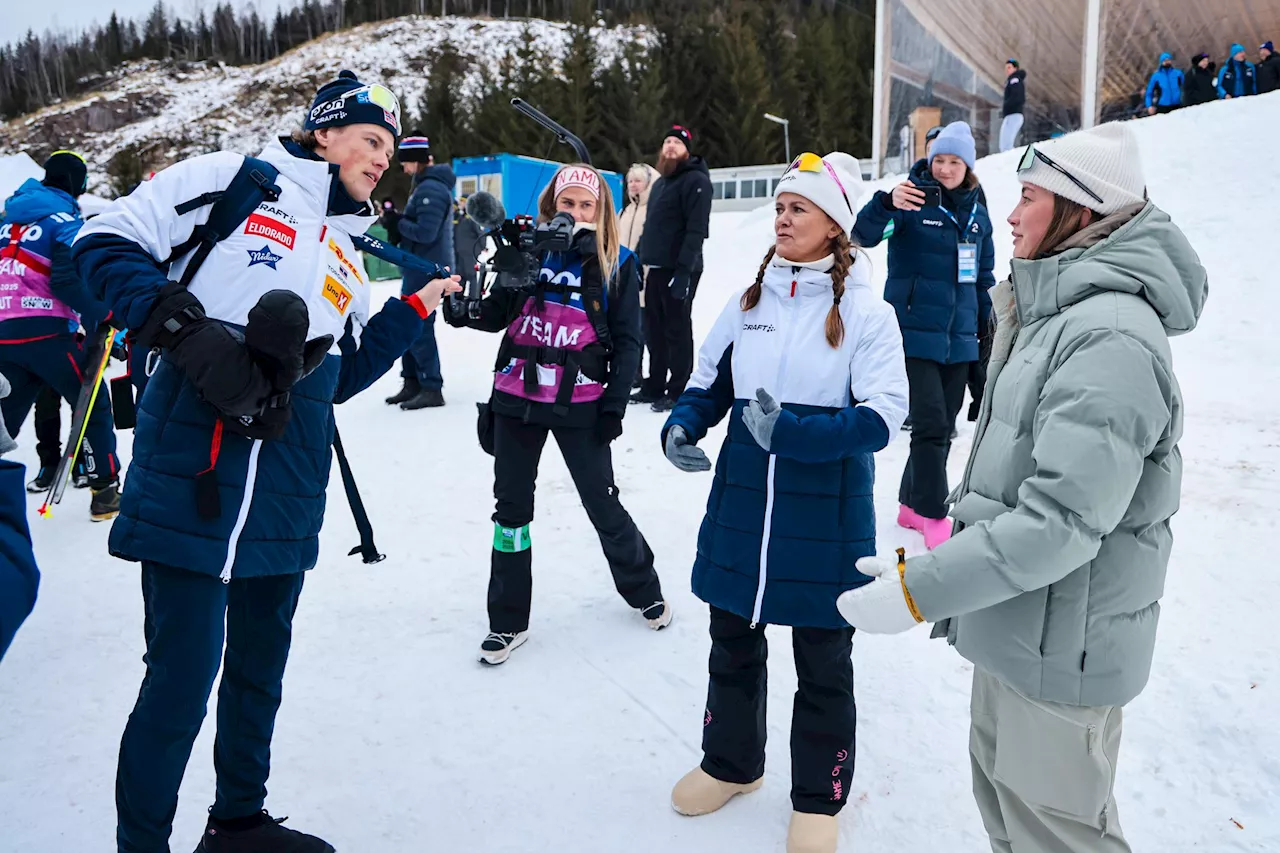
[244,213,297,250]
[322,275,353,315]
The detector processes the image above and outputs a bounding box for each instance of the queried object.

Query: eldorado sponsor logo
[322,275,352,315]
[245,213,297,249]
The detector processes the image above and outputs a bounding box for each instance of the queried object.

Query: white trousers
[999,114,1025,152]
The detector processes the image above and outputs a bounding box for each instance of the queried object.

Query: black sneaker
[399,388,445,410]
[194,810,334,853]
[26,466,55,493]
[73,461,90,489]
[478,631,528,666]
[630,389,662,405]
[90,482,121,522]
[640,601,673,630]
[650,397,676,413]
[385,377,420,406]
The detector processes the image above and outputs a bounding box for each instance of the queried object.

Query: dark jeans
[400,276,443,390]
[116,563,304,853]
[899,357,968,519]
[488,413,662,633]
[642,267,700,399]
[0,335,119,485]
[700,606,857,816]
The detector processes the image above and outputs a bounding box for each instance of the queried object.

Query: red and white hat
[555,166,601,199]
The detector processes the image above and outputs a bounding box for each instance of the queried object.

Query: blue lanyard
[939,206,979,244]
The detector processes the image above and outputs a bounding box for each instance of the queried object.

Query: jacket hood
[908,158,940,188]
[670,156,710,179]
[628,164,661,205]
[1011,201,1206,336]
[1009,69,1027,83]
[2,179,78,223]
[421,163,456,187]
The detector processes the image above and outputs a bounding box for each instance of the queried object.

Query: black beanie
[663,125,694,153]
[304,70,401,138]
[42,150,88,198]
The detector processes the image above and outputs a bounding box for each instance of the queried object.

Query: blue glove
[742,388,782,452]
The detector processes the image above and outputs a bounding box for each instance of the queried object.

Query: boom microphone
[466,191,506,231]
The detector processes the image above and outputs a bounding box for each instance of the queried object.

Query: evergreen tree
[706,2,772,166]
[143,1,170,59]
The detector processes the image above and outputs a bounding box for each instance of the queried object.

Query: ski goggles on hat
[783,153,853,214]
[352,84,402,134]
[1018,144,1104,207]
[925,126,944,143]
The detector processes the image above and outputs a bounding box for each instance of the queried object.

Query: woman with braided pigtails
[660,152,908,853]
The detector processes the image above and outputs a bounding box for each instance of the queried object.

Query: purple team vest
[0,230,78,324]
[493,294,605,405]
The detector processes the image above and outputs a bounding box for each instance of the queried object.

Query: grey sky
[10,0,283,41]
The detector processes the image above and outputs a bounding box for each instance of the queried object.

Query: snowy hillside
[0,15,652,194]
[2,93,1279,852]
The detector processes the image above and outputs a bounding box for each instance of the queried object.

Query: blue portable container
[451,153,625,218]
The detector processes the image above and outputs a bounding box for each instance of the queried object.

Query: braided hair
[740,234,855,349]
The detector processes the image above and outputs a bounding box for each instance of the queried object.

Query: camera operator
[445,164,671,666]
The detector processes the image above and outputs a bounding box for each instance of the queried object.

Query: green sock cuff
[493,523,531,553]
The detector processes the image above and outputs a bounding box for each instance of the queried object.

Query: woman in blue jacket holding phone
[853,121,995,550]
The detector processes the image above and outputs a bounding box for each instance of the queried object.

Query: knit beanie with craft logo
[774,151,865,235]
[305,70,401,138]
[1017,122,1146,216]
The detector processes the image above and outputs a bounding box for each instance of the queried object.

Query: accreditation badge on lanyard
[945,207,980,284]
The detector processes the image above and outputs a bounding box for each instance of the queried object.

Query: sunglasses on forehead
[1018,145,1104,207]
[783,153,854,214]
[351,84,402,134]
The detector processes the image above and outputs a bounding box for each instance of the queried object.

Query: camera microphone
[466,192,506,231]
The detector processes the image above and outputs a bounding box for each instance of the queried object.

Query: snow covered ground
[2,95,1278,852]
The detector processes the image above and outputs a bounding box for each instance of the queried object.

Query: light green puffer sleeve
[905,327,1173,621]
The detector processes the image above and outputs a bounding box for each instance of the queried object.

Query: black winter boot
[194,811,335,853]
[385,377,420,406]
[400,388,445,410]
[26,466,55,493]
[89,481,121,522]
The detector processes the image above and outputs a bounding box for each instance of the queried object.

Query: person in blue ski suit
[662,150,908,853]
[385,133,454,410]
[1218,43,1259,98]
[0,151,122,519]
[1144,52,1185,114]
[852,122,996,550]
[72,71,459,853]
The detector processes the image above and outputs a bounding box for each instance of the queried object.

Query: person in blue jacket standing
[1145,52,1184,114]
[853,122,995,551]
[0,374,39,663]
[384,132,454,410]
[662,150,908,853]
[1218,43,1258,98]
[72,71,459,853]
[0,151,122,520]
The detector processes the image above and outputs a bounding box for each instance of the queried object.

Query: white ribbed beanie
[1018,123,1146,216]
[773,151,866,234]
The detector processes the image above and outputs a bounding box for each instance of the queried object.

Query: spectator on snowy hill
[662,150,907,853]
[852,121,996,551]
[1218,43,1258,98]
[72,69,460,853]
[386,133,453,411]
[1145,52,1184,114]
[443,162,671,667]
[635,125,712,411]
[1258,41,1280,93]
[0,150,122,521]
[0,374,39,664]
[618,162,660,389]
[1000,59,1027,152]
[1184,53,1219,106]
[838,122,1207,853]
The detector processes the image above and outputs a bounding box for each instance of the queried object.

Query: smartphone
[918,185,942,208]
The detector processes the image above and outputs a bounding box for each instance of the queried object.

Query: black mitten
[138,282,271,418]
[244,290,311,391]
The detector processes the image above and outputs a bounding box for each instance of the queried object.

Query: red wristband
[402,293,430,319]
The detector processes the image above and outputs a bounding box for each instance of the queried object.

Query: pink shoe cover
[922,516,953,550]
[897,504,925,532]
